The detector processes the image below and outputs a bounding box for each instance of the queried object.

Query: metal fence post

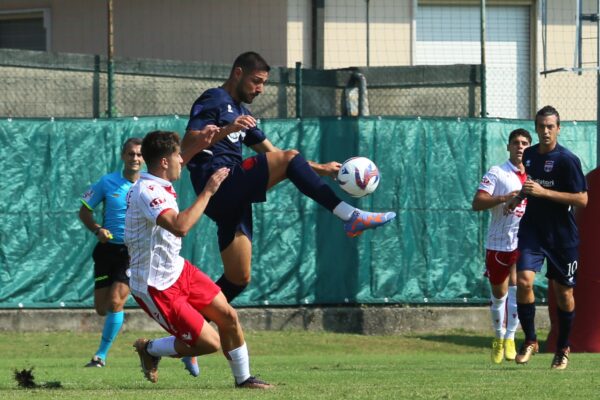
[480,0,487,118]
[295,61,303,118]
[107,0,115,118]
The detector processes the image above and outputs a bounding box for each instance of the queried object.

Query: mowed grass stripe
[0,330,598,399]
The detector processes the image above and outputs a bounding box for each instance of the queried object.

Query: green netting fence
[0,116,596,308]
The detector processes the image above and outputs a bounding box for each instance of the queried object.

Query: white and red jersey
[477,160,527,251]
[125,172,184,295]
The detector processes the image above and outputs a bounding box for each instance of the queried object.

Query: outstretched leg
[266,150,396,237]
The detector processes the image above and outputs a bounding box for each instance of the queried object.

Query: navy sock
[517,302,537,342]
[556,308,575,350]
[286,154,341,211]
[216,275,247,303]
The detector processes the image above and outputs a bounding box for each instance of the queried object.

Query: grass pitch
[1,330,599,399]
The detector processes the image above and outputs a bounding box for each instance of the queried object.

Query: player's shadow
[414,334,490,349]
[413,333,548,350]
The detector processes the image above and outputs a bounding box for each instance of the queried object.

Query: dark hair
[536,105,560,127]
[141,131,180,168]
[231,51,270,75]
[508,128,532,144]
[121,137,143,154]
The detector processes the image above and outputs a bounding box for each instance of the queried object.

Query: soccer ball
[337,157,380,198]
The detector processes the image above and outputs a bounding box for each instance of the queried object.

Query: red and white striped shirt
[125,172,184,294]
[477,160,527,251]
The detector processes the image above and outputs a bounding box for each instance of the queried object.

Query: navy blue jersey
[186,87,266,173]
[518,143,587,248]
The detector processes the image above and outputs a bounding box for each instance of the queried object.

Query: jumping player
[505,106,588,369]
[125,130,272,388]
[472,128,531,363]
[182,51,396,305]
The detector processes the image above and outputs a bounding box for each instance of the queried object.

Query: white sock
[490,293,507,339]
[505,286,519,340]
[333,202,355,221]
[227,343,251,384]
[147,336,178,357]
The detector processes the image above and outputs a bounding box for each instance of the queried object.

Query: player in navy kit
[182,51,396,305]
[505,106,588,369]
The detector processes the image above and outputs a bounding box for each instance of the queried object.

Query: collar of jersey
[141,172,172,188]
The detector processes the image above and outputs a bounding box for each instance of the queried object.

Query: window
[0,10,49,51]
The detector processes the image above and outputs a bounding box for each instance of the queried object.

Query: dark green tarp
[0,116,595,308]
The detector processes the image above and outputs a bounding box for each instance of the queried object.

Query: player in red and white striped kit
[472,128,531,363]
[125,130,272,388]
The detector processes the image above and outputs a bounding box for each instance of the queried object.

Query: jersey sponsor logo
[534,178,555,188]
[149,197,166,208]
[544,160,554,172]
[525,160,531,167]
[111,193,120,198]
[227,104,233,113]
[227,130,246,143]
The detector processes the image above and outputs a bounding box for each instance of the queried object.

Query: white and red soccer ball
[337,157,380,198]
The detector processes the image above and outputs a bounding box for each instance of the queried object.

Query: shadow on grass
[413,333,548,350]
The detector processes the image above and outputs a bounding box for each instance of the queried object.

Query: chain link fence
[0,48,481,119]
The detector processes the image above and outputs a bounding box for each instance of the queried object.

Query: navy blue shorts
[517,244,579,287]
[92,242,130,289]
[189,153,269,251]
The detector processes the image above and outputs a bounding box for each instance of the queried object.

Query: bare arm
[156,167,229,237]
[182,115,263,164]
[181,125,219,165]
[78,205,112,243]
[472,190,519,211]
[250,138,280,154]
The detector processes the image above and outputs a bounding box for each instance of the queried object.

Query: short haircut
[121,137,142,154]
[141,131,180,168]
[231,51,270,75]
[536,105,560,127]
[508,128,532,144]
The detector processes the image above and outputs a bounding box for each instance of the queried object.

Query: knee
[517,277,533,292]
[555,290,574,310]
[284,149,299,162]
[218,306,241,332]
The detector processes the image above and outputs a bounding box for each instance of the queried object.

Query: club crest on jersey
[228,130,246,143]
[525,160,531,167]
[480,177,491,186]
[544,160,554,172]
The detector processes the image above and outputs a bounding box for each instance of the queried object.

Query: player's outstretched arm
[251,138,279,154]
[472,190,519,211]
[181,125,219,165]
[157,168,230,237]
